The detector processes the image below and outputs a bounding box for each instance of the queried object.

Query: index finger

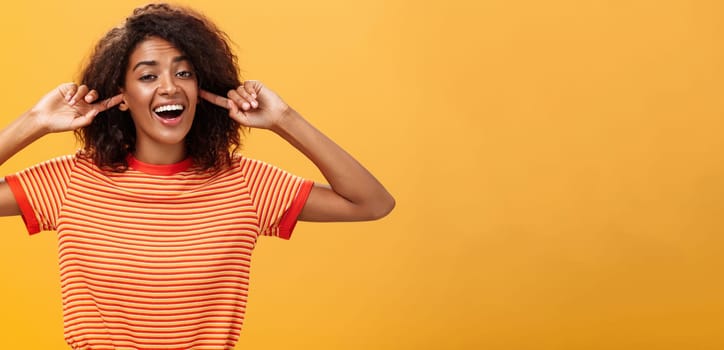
[200,89,230,109]
[92,93,124,113]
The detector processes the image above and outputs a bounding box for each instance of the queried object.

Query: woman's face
[121,36,198,156]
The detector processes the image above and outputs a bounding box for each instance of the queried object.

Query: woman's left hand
[199,80,289,130]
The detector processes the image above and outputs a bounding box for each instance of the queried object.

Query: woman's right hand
[29,83,123,133]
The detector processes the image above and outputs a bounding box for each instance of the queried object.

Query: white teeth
[154,104,184,113]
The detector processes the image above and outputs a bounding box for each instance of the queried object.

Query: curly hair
[75,3,243,171]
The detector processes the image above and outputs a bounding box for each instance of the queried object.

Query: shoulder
[22,154,79,172]
[49,153,78,165]
[234,155,285,176]
[235,155,264,171]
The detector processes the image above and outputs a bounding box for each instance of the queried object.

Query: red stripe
[67,181,251,207]
[64,312,245,329]
[60,264,250,281]
[57,226,259,245]
[5,175,40,234]
[64,299,247,312]
[58,249,252,266]
[279,179,314,239]
[62,294,248,309]
[57,237,256,253]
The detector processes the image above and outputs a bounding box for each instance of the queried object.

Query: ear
[118,92,128,111]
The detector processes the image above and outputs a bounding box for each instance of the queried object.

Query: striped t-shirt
[6,154,313,350]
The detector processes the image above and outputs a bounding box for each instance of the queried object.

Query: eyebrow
[132,56,190,72]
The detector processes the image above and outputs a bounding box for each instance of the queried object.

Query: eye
[177,70,194,79]
[139,74,157,82]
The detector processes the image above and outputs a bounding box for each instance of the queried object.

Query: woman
[0,3,394,349]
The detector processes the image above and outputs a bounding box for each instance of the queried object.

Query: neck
[133,141,187,165]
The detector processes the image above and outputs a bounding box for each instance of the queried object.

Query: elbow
[367,193,395,220]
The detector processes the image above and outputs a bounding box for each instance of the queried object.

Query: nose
[157,73,179,96]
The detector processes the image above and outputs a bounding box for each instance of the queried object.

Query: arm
[200,81,395,222]
[0,83,122,216]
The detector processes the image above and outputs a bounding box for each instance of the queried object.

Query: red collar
[126,154,193,175]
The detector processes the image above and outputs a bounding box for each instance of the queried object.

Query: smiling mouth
[153,104,185,119]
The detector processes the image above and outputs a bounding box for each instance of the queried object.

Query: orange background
[1,0,723,349]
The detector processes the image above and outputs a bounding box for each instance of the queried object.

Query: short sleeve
[240,158,313,240]
[4,155,76,234]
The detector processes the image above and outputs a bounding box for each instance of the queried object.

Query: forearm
[0,112,46,216]
[0,112,46,166]
[272,107,395,221]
